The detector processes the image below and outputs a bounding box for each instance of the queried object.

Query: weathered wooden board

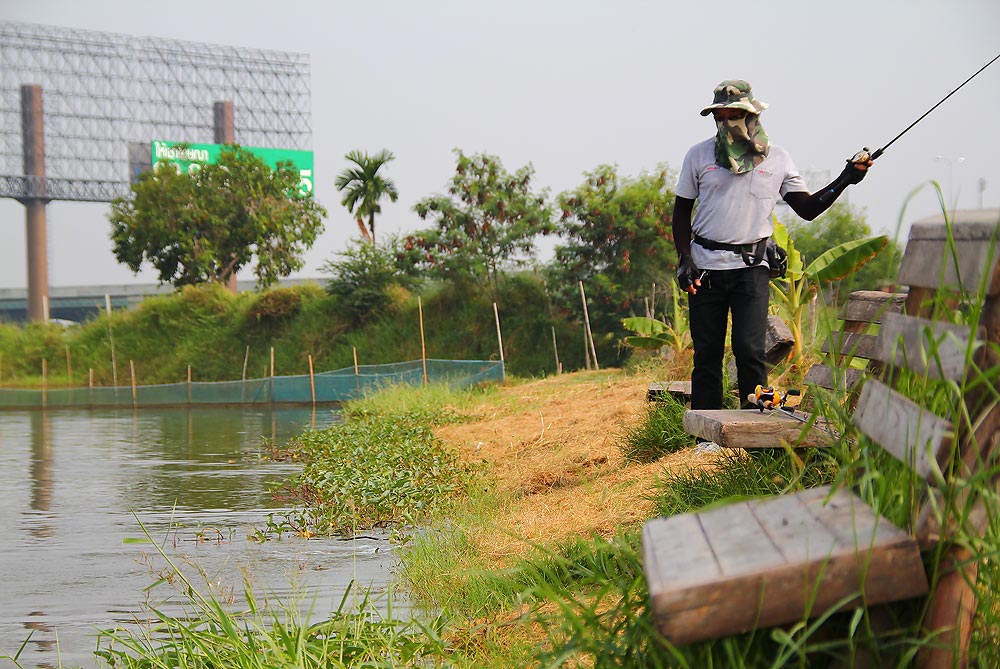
[803,363,865,393]
[683,409,832,448]
[854,380,954,480]
[647,381,691,403]
[820,332,879,360]
[899,222,1000,296]
[840,291,907,324]
[875,312,975,382]
[642,485,928,645]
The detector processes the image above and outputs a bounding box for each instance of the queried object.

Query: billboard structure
[0,21,312,320]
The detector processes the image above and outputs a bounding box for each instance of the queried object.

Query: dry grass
[434,365,722,568]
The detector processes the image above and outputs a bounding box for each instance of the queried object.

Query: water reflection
[0,405,395,669]
[28,411,54,540]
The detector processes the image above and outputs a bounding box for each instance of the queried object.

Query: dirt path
[435,369,719,566]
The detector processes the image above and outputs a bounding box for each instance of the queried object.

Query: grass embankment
[0,276,608,389]
[94,351,1000,668]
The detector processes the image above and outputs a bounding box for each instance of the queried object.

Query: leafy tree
[782,203,901,301]
[548,164,677,340]
[109,145,326,288]
[334,149,398,243]
[402,150,555,301]
[322,237,415,325]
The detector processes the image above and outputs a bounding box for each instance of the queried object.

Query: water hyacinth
[261,412,476,539]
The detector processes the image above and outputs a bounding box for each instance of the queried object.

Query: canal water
[0,407,397,669]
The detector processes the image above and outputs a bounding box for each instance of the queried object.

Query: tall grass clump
[619,395,690,462]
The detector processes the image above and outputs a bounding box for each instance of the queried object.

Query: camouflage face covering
[714,113,770,174]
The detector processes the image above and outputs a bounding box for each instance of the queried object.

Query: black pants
[688,266,769,410]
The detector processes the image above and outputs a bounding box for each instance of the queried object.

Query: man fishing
[672,79,871,414]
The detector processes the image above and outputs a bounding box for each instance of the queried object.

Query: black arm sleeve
[672,196,695,258]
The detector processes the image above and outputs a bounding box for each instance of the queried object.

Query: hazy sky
[1,0,998,289]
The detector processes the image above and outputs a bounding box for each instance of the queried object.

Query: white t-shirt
[676,137,808,271]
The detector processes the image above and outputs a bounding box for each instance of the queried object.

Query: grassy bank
[0,275,613,388]
[93,355,1000,668]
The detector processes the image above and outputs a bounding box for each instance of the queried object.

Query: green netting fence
[0,359,505,409]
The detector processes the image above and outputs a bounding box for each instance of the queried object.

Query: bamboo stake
[353,346,360,396]
[270,347,275,403]
[105,295,118,387]
[65,344,72,387]
[578,281,599,370]
[308,354,316,405]
[187,366,192,404]
[493,302,506,382]
[130,360,137,408]
[418,296,428,385]
[551,326,562,375]
[89,368,94,407]
[584,329,591,370]
[42,295,49,323]
[242,345,250,381]
[41,359,47,409]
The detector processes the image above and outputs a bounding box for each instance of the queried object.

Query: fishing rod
[818,51,1000,203]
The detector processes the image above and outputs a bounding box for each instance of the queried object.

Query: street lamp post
[934,155,965,208]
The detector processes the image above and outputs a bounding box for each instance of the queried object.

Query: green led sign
[151,141,314,196]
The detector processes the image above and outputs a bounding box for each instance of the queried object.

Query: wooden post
[105,294,117,387]
[65,344,72,387]
[418,296,428,385]
[578,281,599,370]
[269,347,275,403]
[308,354,316,405]
[353,346,360,396]
[242,345,249,381]
[551,326,562,375]
[89,368,94,407]
[41,359,47,409]
[42,295,49,323]
[187,366,192,404]
[129,360,137,408]
[493,302,506,382]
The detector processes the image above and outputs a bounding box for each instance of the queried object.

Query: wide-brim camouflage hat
[699,80,768,116]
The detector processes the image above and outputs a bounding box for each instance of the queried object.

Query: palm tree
[334,149,398,243]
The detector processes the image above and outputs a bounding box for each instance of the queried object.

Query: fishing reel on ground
[747,385,800,412]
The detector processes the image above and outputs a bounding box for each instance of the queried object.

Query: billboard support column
[21,84,50,322]
[214,100,238,294]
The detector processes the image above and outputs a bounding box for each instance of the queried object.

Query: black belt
[693,234,768,266]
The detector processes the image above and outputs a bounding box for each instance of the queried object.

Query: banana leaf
[806,235,888,282]
[621,316,669,336]
[623,335,671,350]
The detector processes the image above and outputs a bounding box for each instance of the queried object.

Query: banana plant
[622,281,691,354]
[771,218,888,360]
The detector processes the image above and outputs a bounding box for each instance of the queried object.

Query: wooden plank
[820,332,879,360]
[647,381,690,402]
[840,291,907,323]
[854,380,954,479]
[683,409,831,448]
[800,485,911,550]
[899,222,1000,296]
[643,489,928,645]
[875,312,975,381]
[642,514,721,593]
[698,501,785,575]
[804,364,865,392]
[750,488,840,562]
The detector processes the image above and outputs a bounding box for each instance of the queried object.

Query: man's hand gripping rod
[818,52,1000,204]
